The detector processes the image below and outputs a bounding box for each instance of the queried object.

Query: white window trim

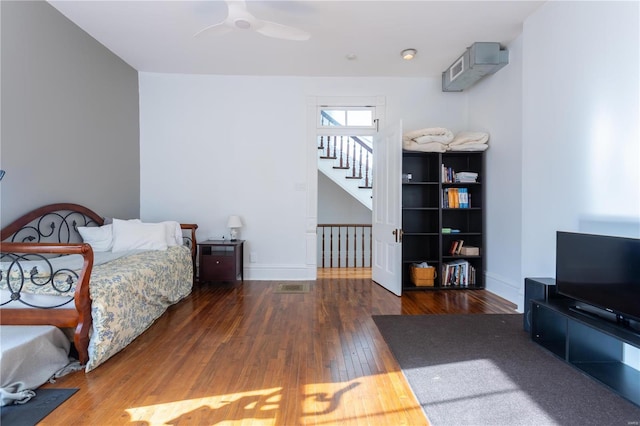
[317,106,377,131]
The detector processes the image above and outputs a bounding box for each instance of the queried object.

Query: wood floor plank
[40,271,516,425]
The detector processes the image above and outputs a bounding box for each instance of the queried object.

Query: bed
[0,203,198,372]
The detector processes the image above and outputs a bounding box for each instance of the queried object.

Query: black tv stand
[531,298,640,408]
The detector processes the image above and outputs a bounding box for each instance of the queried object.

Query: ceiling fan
[194,0,310,41]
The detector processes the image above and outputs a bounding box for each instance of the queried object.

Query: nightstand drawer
[200,256,234,280]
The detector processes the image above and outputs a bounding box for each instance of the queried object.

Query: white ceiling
[48,0,544,78]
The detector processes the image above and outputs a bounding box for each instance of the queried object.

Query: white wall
[467,35,524,307]
[466,1,639,312]
[522,1,639,277]
[139,74,467,279]
[522,1,639,369]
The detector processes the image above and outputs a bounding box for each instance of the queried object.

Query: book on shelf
[443,167,480,184]
[449,239,464,255]
[442,228,461,234]
[449,240,459,255]
[442,165,456,183]
[458,188,468,208]
[443,188,471,208]
[441,259,476,287]
[446,188,458,208]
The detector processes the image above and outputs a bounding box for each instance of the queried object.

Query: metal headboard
[1,203,104,245]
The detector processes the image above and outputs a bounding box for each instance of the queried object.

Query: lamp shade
[227,215,243,228]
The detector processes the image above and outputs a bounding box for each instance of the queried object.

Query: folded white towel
[449,131,489,146]
[403,127,454,145]
[414,133,454,144]
[449,143,489,152]
[403,139,449,153]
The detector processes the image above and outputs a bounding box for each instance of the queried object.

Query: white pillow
[77,225,113,252]
[161,221,183,246]
[111,219,168,252]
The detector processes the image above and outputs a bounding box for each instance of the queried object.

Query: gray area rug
[373,314,640,426]
[1,388,78,426]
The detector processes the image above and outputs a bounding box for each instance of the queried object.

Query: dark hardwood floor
[42,270,517,425]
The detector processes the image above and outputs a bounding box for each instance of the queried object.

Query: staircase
[317,114,373,210]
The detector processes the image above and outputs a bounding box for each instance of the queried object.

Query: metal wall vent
[442,42,509,92]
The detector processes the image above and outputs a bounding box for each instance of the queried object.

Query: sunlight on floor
[125,376,420,425]
[126,386,284,424]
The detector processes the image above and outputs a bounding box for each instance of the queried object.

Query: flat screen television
[556,231,640,325]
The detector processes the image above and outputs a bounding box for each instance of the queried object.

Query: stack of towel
[448,131,489,151]
[403,128,489,152]
[403,127,453,153]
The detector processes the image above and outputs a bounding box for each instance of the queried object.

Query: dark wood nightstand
[198,240,244,283]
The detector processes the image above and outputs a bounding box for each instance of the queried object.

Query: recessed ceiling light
[401,48,417,60]
[346,53,357,61]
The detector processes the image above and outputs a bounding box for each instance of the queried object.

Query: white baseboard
[484,271,523,312]
[244,264,316,281]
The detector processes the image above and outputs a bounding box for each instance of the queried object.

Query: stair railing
[317,224,372,268]
[318,112,373,189]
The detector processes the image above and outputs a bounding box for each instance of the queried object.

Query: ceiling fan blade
[193,21,233,38]
[254,19,310,41]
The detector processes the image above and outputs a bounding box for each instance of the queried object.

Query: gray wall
[317,173,371,225]
[0,1,140,225]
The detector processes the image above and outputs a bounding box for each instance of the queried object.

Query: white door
[372,121,403,295]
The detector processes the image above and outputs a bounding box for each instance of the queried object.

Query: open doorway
[312,99,385,279]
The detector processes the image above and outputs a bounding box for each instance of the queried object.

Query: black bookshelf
[401,151,485,290]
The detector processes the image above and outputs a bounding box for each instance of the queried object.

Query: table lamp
[227,215,243,241]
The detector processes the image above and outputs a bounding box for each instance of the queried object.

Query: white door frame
[306,96,386,279]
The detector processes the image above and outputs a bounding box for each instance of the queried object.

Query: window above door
[318,107,376,130]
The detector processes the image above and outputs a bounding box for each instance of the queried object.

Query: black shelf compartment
[443,234,482,254]
[442,209,483,234]
[402,151,439,182]
[401,234,439,262]
[402,208,439,234]
[403,183,439,208]
[442,151,484,182]
[440,256,484,288]
[442,183,482,209]
[531,300,640,408]
[402,260,441,290]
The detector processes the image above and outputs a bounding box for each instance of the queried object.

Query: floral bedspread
[0,246,193,372]
[85,246,193,371]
